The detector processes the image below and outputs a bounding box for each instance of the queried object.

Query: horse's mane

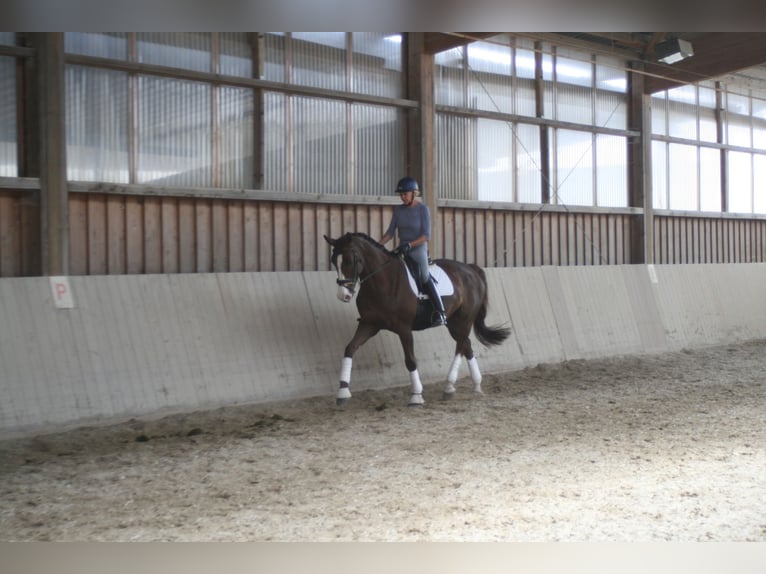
[343,232,395,256]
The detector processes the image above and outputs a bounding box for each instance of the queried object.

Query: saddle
[401,257,454,299]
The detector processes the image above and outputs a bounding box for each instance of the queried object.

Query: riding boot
[424,277,447,326]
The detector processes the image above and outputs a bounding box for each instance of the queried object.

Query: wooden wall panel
[315,205,330,270]
[0,192,17,276]
[107,196,126,274]
[86,195,107,274]
[6,188,765,276]
[53,192,766,276]
[17,192,41,277]
[178,199,196,273]
[125,196,144,274]
[211,200,229,272]
[258,203,273,272]
[243,203,259,271]
[161,198,179,274]
[287,203,303,271]
[435,206,639,268]
[198,201,215,272]
[272,203,288,271]
[143,197,162,274]
[654,215,766,264]
[68,194,88,275]
[328,205,343,241]
[518,212,530,265]
[301,205,317,271]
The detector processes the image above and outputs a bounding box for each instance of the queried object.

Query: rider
[380,177,447,327]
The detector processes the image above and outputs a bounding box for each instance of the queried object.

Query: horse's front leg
[336,321,379,405]
[398,330,424,406]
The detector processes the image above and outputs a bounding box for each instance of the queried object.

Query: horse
[323,232,511,406]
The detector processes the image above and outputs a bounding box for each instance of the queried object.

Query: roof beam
[643,32,766,93]
[422,32,498,55]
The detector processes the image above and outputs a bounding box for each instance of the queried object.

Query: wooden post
[535,42,551,205]
[252,33,265,190]
[628,62,653,264]
[715,81,727,213]
[406,33,438,256]
[33,33,69,276]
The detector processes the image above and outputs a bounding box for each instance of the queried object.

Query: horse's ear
[323,234,335,246]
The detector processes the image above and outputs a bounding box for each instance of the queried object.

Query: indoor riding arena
[1,32,765,543]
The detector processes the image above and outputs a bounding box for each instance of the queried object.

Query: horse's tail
[471,264,511,347]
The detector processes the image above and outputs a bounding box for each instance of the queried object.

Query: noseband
[333,248,361,293]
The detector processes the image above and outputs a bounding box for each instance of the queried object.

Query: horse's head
[324,233,393,303]
[324,234,360,302]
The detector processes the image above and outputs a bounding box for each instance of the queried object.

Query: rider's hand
[393,242,411,256]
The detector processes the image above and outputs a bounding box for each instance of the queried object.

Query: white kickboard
[405,263,455,299]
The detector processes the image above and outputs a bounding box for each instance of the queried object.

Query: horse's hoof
[442,391,455,401]
[336,387,351,406]
[408,394,425,407]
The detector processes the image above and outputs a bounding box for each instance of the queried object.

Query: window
[0,56,17,177]
[66,66,129,183]
[555,129,593,206]
[436,37,629,207]
[652,80,766,215]
[63,32,405,194]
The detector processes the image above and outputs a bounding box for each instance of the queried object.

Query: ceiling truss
[423,32,766,94]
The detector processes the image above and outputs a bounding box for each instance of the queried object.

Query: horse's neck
[358,244,386,275]
[358,244,400,290]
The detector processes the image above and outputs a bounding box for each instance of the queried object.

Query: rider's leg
[410,244,447,326]
[424,276,447,326]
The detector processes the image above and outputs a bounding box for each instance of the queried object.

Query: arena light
[655,38,694,65]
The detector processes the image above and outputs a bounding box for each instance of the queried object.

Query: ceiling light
[655,38,694,65]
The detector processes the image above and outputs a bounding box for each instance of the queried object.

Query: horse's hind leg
[443,336,482,399]
[443,327,470,399]
[463,338,483,394]
[443,351,462,399]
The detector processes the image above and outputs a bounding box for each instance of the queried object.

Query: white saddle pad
[405,263,455,299]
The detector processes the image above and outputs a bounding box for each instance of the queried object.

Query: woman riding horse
[380,177,447,327]
[324,230,510,407]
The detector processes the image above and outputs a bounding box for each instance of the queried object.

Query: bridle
[332,246,398,295]
[333,248,360,293]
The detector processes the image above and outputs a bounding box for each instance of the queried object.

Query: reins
[359,254,399,285]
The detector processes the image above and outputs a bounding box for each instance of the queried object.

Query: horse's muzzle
[337,286,354,302]
[336,277,356,302]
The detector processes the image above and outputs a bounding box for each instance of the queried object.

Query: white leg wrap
[339,357,352,384]
[409,369,423,394]
[408,369,425,405]
[468,357,482,392]
[444,354,461,396]
[337,357,353,400]
[447,354,462,384]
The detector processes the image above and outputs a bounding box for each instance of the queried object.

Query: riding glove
[393,242,411,256]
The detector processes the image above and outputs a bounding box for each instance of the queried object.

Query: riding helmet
[395,177,420,195]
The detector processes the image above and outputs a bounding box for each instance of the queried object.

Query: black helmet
[395,177,420,195]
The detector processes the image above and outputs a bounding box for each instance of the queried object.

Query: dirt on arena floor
[1,340,764,542]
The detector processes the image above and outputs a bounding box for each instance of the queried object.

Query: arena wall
[2,263,766,437]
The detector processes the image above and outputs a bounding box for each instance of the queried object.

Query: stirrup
[432,312,447,327]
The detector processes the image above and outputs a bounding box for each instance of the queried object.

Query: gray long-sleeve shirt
[385,202,431,244]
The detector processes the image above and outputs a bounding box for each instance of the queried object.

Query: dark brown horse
[324,232,510,406]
